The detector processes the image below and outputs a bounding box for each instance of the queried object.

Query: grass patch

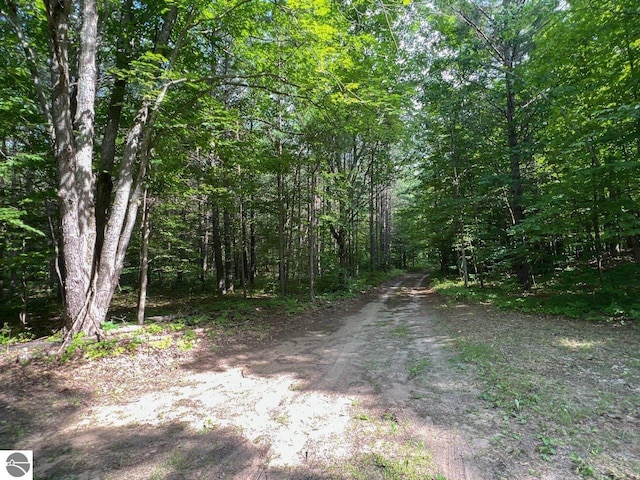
[407,357,431,379]
[390,325,411,338]
[343,442,435,480]
[439,294,640,478]
[60,332,147,362]
[453,339,544,415]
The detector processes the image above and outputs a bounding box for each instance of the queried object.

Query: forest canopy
[1,0,639,342]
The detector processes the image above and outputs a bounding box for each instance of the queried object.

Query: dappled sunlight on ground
[555,337,604,351]
[17,274,486,478]
[80,366,355,469]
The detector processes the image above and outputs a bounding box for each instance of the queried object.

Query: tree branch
[3,1,54,139]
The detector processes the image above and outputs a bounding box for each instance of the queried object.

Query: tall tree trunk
[200,201,210,288]
[223,207,234,294]
[249,209,257,285]
[137,188,151,325]
[95,0,133,275]
[277,167,287,297]
[378,189,387,269]
[29,0,182,344]
[453,0,533,288]
[46,0,98,336]
[452,143,468,287]
[212,206,225,293]
[239,199,248,298]
[309,166,318,302]
[504,40,531,289]
[384,188,392,269]
[369,154,377,271]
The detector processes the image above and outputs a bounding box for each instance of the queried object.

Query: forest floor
[1,274,639,479]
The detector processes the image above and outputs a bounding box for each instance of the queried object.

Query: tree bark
[239,199,248,298]
[223,207,234,294]
[45,0,99,336]
[505,51,531,288]
[277,166,287,297]
[96,0,134,270]
[40,1,181,343]
[200,202,210,288]
[137,188,151,325]
[369,155,377,271]
[249,209,257,285]
[212,206,225,293]
[309,165,318,302]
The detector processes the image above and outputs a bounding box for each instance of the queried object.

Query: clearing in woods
[1,274,638,479]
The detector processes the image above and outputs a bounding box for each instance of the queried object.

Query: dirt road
[2,274,504,479]
[212,273,494,478]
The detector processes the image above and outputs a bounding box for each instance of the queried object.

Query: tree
[526,0,640,269]
[4,0,307,340]
[1,0,411,337]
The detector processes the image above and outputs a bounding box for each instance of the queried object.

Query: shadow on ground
[36,423,265,480]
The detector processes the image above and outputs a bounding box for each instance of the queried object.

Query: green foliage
[61,333,86,363]
[570,453,596,478]
[536,435,558,462]
[406,0,640,298]
[60,331,147,363]
[150,336,173,350]
[0,207,46,236]
[0,322,33,346]
[177,328,196,351]
[101,321,122,332]
[407,357,430,379]
[317,269,406,299]
[144,323,165,335]
[0,323,12,346]
[2,0,410,335]
[434,263,640,322]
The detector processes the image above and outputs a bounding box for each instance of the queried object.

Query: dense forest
[1,0,639,343]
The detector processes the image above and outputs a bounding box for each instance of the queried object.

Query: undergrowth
[433,263,640,322]
[41,269,406,363]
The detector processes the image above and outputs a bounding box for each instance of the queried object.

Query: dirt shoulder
[1,274,638,479]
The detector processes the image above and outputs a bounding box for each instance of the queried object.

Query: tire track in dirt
[244,273,495,478]
[335,274,490,480]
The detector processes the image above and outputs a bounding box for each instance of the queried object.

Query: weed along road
[3,273,639,479]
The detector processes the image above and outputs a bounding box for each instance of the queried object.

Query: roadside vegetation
[432,263,640,323]
[3,269,403,363]
[434,286,640,479]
